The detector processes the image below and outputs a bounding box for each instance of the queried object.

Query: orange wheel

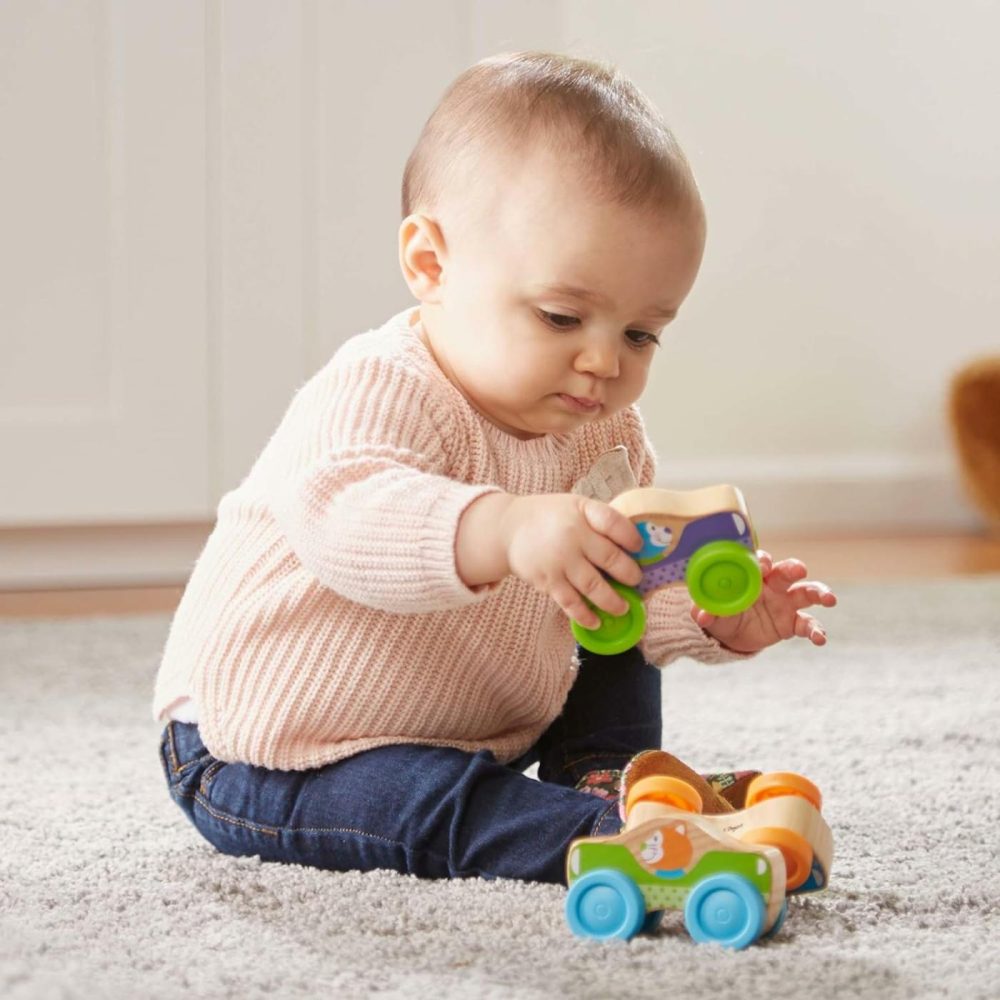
[745,771,822,811]
[739,827,813,891]
[625,776,703,818]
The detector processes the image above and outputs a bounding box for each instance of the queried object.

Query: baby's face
[417,143,705,440]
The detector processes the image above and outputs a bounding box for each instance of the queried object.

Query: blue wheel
[762,899,788,940]
[683,873,766,950]
[566,869,646,941]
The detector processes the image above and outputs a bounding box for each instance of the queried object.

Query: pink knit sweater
[153,307,747,770]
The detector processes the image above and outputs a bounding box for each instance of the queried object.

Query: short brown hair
[401,51,701,219]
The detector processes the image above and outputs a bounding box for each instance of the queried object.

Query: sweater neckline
[395,308,576,459]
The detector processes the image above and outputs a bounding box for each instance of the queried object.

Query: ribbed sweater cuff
[639,586,757,668]
[320,478,506,613]
[415,481,508,607]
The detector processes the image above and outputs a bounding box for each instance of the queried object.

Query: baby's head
[399,52,705,440]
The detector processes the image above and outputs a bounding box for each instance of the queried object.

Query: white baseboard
[0,522,212,589]
[660,453,982,535]
[0,456,984,589]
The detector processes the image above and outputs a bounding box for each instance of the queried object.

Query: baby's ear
[398,214,446,303]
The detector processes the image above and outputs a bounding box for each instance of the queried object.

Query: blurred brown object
[949,357,1000,534]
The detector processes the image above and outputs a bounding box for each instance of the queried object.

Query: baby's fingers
[765,557,808,586]
[794,611,827,645]
[691,605,718,629]
[583,533,643,589]
[569,563,632,624]
[582,498,644,555]
[553,577,604,630]
[788,580,838,610]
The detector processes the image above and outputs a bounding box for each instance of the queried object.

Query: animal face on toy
[636,822,694,877]
[637,521,673,561]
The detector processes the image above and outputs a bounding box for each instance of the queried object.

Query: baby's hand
[500,494,644,629]
[691,550,838,654]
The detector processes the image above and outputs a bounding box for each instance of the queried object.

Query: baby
[155,52,836,885]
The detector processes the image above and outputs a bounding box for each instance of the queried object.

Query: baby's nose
[576,343,619,378]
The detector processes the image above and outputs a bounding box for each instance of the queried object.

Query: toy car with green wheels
[571,484,762,655]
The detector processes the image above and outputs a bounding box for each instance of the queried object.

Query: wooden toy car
[707,771,833,894]
[571,484,763,655]
[566,803,788,948]
[565,771,833,948]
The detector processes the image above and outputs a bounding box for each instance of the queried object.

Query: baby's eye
[626,330,661,349]
[537,309,580,329]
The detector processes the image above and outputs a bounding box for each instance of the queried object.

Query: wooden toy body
[626,789,833,895]
[711,795,834,894]
[612,485,758,597]
[565,810,787,947]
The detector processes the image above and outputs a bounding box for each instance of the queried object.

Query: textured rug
[2,575,999,1000]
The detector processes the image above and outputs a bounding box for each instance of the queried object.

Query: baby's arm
[269,361,506,613]
[640,586,757,667]
[457,491,645,628]
[454,492,516,587]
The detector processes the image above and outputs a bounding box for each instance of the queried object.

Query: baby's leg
[522,648,759,813]
[519,644,661,792]
[160,721,620,885]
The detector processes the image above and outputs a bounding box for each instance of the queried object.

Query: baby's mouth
[558,393,602,413]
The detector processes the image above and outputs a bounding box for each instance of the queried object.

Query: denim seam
[561,751,632,775]
[169,781,280,837]
[187,789,280,837]
[591,799,620,835]
[163,739,413,849]
[166,722,183,773]
[163,727,460,870]
[198,760,226,794]
[172,784,436,858]
[165,722,213,776]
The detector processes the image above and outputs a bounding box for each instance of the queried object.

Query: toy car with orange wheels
[710,771,833,894]
[627,770,834,895]
[571,484,762,655]
[565,770,832,948]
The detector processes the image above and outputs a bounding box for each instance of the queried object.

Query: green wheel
[571,580,647,655]
[686,541,762,616]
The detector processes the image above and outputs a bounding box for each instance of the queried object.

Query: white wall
[555,2,998,532]
[0,1,212,524]
[1,1,995,585]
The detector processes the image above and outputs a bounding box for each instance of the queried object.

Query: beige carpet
[2,575,999,999]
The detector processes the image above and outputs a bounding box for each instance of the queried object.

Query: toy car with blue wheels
[565,770,833,948]
[565,785,787,948]
[571,484,763,655]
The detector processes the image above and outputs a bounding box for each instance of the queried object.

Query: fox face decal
[636,822,694,878]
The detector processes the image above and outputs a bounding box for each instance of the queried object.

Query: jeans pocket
[198,759,226,794]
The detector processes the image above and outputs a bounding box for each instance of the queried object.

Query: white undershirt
[167,697,199,724]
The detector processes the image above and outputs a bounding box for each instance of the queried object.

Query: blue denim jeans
[159,644,661,885]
